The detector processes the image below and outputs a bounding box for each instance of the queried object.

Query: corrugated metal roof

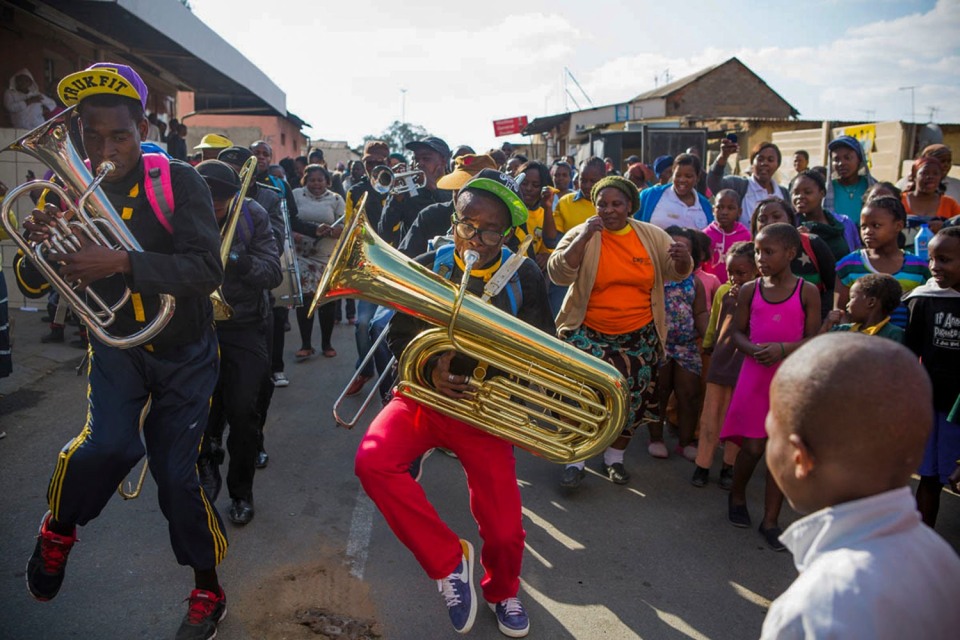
[32,0,287,116]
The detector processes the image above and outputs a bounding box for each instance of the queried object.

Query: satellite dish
[917,123,944,151]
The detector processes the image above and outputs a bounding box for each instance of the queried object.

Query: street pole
[400,88,407,124]
[898,86,916,122]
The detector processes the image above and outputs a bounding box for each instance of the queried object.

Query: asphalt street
[2,307,959,640]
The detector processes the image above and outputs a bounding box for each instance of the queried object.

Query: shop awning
[21,0,286,116]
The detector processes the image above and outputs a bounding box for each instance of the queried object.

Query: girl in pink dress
[720,223,820,550]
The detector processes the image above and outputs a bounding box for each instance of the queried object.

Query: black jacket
[17,157,224,351]
[387,249,555,379]
[378,187,451,247]
[218,198,283,328]
[397,201,454,259]
[348,178,386,231]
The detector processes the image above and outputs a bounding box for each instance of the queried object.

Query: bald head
[771,333,932,492]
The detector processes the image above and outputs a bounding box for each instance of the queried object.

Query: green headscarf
[591,175,640,213]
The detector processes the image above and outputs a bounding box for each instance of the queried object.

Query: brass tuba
[308,196,628,463]
[0,107,175,348]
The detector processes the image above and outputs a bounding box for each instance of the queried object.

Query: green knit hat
[591,175,640,213]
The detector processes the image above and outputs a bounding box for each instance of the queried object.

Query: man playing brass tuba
[21,63,229,640]
[354,170,553,638]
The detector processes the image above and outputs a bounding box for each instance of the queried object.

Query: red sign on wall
[493,116,529,137]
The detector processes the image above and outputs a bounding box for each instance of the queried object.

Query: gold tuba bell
[308,196,629,463]
[0,107,175,348]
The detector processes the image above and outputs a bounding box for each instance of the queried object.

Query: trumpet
[0,107,175,348]
[309,195,628,463]
[369,164,427,198]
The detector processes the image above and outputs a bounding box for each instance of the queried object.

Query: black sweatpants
[46,328,226,570]
[204,325,268,502]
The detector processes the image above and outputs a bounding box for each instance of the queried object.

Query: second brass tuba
[308,197,628,464]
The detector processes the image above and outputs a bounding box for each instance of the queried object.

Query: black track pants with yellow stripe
[47,327,227,569]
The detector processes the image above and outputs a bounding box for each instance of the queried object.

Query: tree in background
[361,121,433,157]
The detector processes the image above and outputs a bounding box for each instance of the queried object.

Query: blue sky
[191,0,957,151]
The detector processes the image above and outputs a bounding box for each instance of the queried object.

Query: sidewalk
[0,304,88,406]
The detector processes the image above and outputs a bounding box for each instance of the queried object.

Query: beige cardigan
[547,219,692,350]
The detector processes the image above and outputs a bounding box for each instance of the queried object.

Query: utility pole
[400,88,407,124]
[898,86,916,122]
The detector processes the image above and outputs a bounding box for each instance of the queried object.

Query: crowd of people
[2,59,960,640]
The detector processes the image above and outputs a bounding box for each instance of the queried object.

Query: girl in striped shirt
[835,197,931,329]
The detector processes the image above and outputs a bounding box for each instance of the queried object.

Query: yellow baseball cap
[57,62,148,109]
[194,134,233,150]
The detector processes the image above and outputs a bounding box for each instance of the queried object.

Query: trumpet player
[378,136,452,246]
[355,170,554,637]
[22,63,229,640]
[195,160,282,526]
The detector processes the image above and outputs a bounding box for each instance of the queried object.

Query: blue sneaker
[489,597,530,637]
[437,539,476,634]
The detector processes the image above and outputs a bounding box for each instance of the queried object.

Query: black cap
[197,160,240,197]
[217,146,253,168]
[406,136,451,158]
[625,155,641,165]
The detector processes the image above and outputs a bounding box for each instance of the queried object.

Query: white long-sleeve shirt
[762,486,960,640]
[4,69,55,130]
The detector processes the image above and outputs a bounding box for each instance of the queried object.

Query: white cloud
[189,0,960,154]
[576,0,960,123]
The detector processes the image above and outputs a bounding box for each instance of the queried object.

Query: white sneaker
[272,372,289,387]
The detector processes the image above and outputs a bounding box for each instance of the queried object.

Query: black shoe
[600,461,630,484]
[40,328,64,344]
[40,315,52,323]
[559,465,585,489]
[728,495,751,528]
[197,454,222,502]
[691,466,709,488]
[759,525,787,552]
[175,587,226,640]
[255,450,269,469]
[719,465,734,491]
[26,512,77,601]
[69,337,88,349]
[228,498,254,525]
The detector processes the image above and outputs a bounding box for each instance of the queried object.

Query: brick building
[629,57,798,121]
[523,57,799,165]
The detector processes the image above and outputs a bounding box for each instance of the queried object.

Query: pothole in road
[238,555,381,639]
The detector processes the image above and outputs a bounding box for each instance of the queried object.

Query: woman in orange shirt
[548,176,693,490]
[902,156,960,225]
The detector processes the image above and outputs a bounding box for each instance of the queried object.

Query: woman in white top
[292,164,345,359]
[707,140,790,227]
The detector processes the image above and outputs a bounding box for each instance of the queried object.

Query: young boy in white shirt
[761,332,960,639]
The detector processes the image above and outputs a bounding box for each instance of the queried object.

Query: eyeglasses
[451,217,508,247]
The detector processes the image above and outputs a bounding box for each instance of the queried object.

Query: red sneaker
[176,587,227,640]
[26,511,77,601]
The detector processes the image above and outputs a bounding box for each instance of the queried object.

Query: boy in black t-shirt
[906,226,960,528]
